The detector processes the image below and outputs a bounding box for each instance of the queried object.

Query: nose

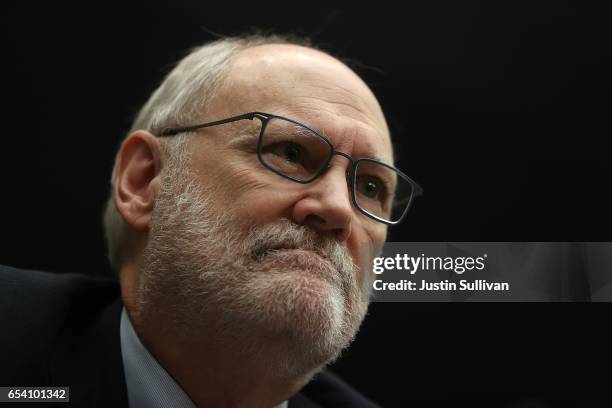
[291,164,353,243]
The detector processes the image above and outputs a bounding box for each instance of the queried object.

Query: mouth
[252,244,351,299]
[253,245,338,275]
[254,245,330,262]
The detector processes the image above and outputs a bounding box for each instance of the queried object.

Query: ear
[113,130,163,231]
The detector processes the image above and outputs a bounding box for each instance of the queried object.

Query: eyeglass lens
[258,117,413,223]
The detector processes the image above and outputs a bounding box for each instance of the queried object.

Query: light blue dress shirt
[120,307,288,408]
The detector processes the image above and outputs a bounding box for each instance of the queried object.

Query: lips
[251,244,353,303]
[252,242,292,257]
[256,245,331,264]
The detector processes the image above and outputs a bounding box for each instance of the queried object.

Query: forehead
[211,44,393,162]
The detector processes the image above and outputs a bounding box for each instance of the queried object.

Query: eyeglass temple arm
[157,112,269,137]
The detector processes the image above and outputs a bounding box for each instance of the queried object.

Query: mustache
[246,219,356,275]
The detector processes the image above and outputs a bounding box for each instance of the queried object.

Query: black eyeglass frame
[156,112,423,225]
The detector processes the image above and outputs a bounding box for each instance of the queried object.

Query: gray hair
[103,34,313,273]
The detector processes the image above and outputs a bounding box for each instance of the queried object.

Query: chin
[241,271,355,369]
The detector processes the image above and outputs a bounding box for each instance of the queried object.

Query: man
[1,34,421,407]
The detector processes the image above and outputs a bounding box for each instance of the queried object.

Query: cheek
[219,165,303,224]
[233,187,299,224]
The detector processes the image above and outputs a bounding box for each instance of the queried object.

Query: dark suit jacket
[0,265,379,407]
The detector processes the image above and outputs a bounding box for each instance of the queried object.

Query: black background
[2,1,611,406]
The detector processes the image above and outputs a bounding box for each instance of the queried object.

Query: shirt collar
[120,307,288,408]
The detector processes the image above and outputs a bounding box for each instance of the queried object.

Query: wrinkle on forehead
[211,44,393,161]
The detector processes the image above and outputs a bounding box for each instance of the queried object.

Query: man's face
[139,44,392,377]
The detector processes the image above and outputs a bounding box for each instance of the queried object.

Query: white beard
[138,158,371,380]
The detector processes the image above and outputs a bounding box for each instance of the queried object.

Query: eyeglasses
[156,112,423,225]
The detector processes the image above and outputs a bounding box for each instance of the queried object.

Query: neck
[131,308,314,408]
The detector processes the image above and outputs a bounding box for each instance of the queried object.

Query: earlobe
[113,130,163,231]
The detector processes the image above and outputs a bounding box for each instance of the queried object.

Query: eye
[357,176,384,199]
[280,142,303,163]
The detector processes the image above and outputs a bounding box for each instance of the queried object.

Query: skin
[114,44,393,407]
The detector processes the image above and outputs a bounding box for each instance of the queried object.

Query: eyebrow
[222,121,261,146]
[206,110,393,164]
[296,119,392,163]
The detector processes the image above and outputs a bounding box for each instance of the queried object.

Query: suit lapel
[49,298,128,407]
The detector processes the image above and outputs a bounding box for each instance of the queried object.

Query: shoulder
[0,263,118,292]
[294,369,380,408]
[0,264,119,321]
[0,265,120,382]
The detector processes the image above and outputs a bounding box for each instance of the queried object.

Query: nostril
[305,214,326,227]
